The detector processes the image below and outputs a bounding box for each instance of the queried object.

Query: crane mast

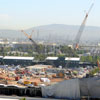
[74,1,94,49]
[66,1,95,67]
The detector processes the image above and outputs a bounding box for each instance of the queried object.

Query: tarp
[40,78,50,83]
[80,77,100,98]
[41,79,80,99]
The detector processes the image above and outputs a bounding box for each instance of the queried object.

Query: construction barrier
[0,85,42,97]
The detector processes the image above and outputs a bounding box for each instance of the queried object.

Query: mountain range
[0,24,100,44]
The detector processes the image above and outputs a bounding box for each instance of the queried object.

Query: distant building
[45,57,58,67]
[68,44,73,49]
[65,57,80,68]
[46,56,80,68]
[12,42,32,49]
[3,56,34,66]
[0,56,3,65]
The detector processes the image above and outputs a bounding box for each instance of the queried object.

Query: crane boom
[74,1,94,49]
[21,30,37,46]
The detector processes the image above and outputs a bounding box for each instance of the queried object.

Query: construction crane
[21,30,37,45]
[65,1,95,68]
[74,1,94,49]
[21,30,38,52]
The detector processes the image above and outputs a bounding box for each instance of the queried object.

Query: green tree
[20,98,26,100]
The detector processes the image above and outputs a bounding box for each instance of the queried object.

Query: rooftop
[3,56,34,60]
[46,57,58,60]
[65,57,80,61]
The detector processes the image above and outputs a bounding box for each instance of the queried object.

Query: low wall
[0,86,42,97]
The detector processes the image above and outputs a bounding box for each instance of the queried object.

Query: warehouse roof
[0,97,19,100]
[0,56,3,58]
[46,57,58,60]
[65,57,80,61]
[3,56,34,60]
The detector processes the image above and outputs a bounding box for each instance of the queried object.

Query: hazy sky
[0,0,99,29]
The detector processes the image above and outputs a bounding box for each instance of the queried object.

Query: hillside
[0,24,100,44]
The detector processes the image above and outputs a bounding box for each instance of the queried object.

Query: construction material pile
[0,65,66,87]
[0,65,93,87]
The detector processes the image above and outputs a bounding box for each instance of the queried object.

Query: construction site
[0,0,100,100]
